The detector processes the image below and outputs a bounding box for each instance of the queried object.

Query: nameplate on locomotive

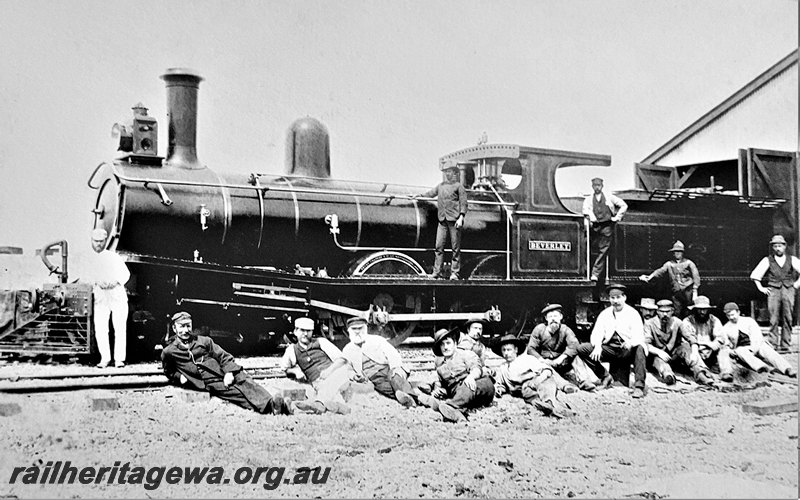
[528,240,571,252]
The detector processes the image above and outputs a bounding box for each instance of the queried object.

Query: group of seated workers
[160,282,796,421]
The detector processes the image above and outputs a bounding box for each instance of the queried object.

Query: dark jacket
[422,181,468,222]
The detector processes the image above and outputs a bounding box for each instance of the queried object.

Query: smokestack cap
[160,68,204,83]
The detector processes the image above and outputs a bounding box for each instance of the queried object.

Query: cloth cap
[636,298,657,310]
[490,334,526,357]
[346,316,367,328]
[91,228,108,241]
[294,317,315,330]
[171,311,191,324]
[591,177,604,183]
[668,240,685,252]
[464,318,487,328]
[722,302,739,313]
[541,303,563,315]
[689,296,714,310]
[656,299,674,311]
[770,234,787,245]
[440,159,458,171]
[605,283,627,296]
[432,327,459,356]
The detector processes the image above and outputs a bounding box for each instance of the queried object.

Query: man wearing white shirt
[342,316,419,408]
[722,302,796,377]
[575,284,647,398]
[749,234,800,352]
[581,177,628,282]
[88,228,130,368]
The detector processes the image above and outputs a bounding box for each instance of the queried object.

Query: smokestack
[160,68,204,169]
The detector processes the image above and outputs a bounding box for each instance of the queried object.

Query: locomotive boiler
[74,68,780,359]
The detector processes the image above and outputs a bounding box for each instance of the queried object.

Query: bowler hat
[171,311,191,324]
[432,328,459,356]
[591,177,604,183]
[464,318,488,329]
[688,296,714,310]
[668,240,685,252]
[605,283,627,295]
[656,299,674,311]
[636,298,657,310]
[541,303,563,315]
[440,159,458,171]
[346,316,367,328]
[490,334,526,358]
[770,234,787,245]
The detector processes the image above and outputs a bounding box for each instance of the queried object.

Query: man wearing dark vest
[280,317,353,414]
[750,234,800,352]
[581,177,627,282]
[162,311,293,415]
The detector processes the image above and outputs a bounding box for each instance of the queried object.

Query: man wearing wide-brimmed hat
[425,327,494,422]
[416,160,468,280]
[162,311,293,415]
[682,296,733,382]
[575,284,648,398]
[342,316,421,407]
[280,317,353,414]
[749,234,800,352]
[526,304,589,392]
[494,334,576,418]
[87,227,130,368]
[635,298,658,321]
[644,300,714,386]
[721,302,796,377]
[458,318,489,366]
[639,241,700,319]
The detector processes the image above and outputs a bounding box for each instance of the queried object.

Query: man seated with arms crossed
[495,334,576,418]
[644,300,714,386]
[526,303,586,392]
[162,311,293,415]
[280,317,352,414]
[425,328,495,423]
[342,316,423,407]
[682,296,734,383]
[721,302,796,377]
[576,284,648,398]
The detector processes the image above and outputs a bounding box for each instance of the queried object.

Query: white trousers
[93,288,128,364]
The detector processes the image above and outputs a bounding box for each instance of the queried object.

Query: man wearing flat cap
[682,296,733,382]
[280,317,353,414]
[416,161,468,280]
[721,302,796,377]
[162,311,293,415]
[639,241,701,319]
[581,177,627,282]
[458,319,489,367]
[575,284,648,398]
[749,234,800,352]
[526,304,587,392]
[644,300,714,386]
[426,327,494,422]
[86,227,130,368]
[494,334,576,418]
[342,316,421,407]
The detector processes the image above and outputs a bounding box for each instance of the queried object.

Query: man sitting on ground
[721,302,796,378]
[342,316,422,407]
[644,300,714,386]
[526,304,587,392]
[162,311,293,415]
[576,284,648,398]
[494,334,576,418]
[425,328,495,423]
[458,319,489,366]
[682,296,734,383]
[280,317,353,414]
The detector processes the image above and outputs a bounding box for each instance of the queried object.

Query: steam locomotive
[0,68,781,359]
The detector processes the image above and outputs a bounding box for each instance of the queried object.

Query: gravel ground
[0,353,797,499]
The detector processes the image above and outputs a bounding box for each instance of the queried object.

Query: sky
[0,0,797,276]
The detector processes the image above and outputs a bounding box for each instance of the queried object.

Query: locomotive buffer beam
[307,299,500,326]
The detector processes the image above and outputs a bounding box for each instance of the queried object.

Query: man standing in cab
[581,177,627,283]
